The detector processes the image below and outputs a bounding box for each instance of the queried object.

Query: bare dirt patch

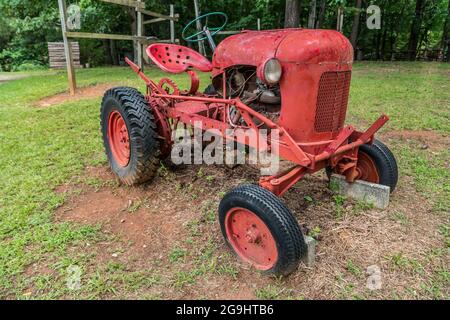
[382,130,449,152]
[36,83,117,107]
[56,167,191,264]
[52,155,448,299]
[55,164,266,299]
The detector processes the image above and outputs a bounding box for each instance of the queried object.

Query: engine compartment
[210,66,281,125]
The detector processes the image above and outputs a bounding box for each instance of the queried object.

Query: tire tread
[100,87,161,185]
[360,139,398,192]
[219,184,306,276]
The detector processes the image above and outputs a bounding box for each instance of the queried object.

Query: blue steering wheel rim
[182,12,228,42]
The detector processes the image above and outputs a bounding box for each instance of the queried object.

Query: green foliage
[12,61,46,71]
[0,0,60,70]
[0,0,448,70]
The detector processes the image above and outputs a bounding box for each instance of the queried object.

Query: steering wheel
[182,12,228,42]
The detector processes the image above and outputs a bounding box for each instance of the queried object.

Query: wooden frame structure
[57,0,179,95]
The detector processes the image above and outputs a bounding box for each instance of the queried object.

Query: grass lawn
[0,62,448,299]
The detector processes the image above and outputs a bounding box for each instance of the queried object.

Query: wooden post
[58,0,76,95]
[257,18,261,30]
[137,0,143,69]
[170,4,175,43]
[193,0,206,55]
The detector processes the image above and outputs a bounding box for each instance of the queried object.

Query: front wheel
[358,139,398,192]
[218,184,306,276]
[327,139,398,192]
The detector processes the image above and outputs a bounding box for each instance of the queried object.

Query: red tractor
[101,13,398,276]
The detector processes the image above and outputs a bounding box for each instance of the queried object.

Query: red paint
[147,44,212,74]
[125,28,388,197]
[116,30,397,273]
[108,111,130,167]
[355,152,380,183]
[224,207,278,270]
[212,29,352,73]
[186,70,200,94]
[212,29,292,77]
[158,77,180,95]
[260,166,307,197]
[213,29,353,146]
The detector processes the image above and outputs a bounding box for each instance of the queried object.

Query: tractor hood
[212,28,353,76]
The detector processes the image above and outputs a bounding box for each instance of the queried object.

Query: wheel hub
[225,208,278,270]
[244,225,261,244]
[108,111,130,167]
[355,151,379,183]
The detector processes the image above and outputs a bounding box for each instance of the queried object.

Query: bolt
[271,179,280,185]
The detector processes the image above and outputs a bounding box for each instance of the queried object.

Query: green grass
[0,67,207,107]
[0,66,210,297]
[350,62,450,212]
[168,247,188,263]
[346,260,363,277]
[0,62,448,299]
[350,62,450,133]
[389,138,449,211]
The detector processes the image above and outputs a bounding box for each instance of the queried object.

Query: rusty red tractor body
[101,15,398,276]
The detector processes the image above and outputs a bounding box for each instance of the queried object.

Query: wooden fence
[48,42,81,69]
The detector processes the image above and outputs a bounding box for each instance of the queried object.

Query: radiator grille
[314,71,352,133]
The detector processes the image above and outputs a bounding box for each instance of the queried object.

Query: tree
[441,0,449,60]
[285,0,300,28]
[1,0,449,68]
[308,0,317,28]
[408,0,427,60]
[78,0,132,66]
[0,0,60,70]
[350,0,362,52]
[316,0,327,28]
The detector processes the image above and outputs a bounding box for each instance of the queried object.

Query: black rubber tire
[101,87,160,185]
[326,139,398,193]
[218,184,306,276]
[359,139,398,192]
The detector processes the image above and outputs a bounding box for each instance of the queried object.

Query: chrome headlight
[263,58,282,85]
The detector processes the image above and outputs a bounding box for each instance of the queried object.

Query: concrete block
[302,236,316,267]
[330,174,390,209]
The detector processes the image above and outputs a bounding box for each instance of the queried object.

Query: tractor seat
[146,44,212,74]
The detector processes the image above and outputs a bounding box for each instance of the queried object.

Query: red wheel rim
[356,152,379,183]
[108,111,130,167]
[224,208,278,270]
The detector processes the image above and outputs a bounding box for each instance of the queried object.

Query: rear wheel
[101,87,160,185]
[219,184,306,276]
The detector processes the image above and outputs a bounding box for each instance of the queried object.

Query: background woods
[0,0,448,71]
